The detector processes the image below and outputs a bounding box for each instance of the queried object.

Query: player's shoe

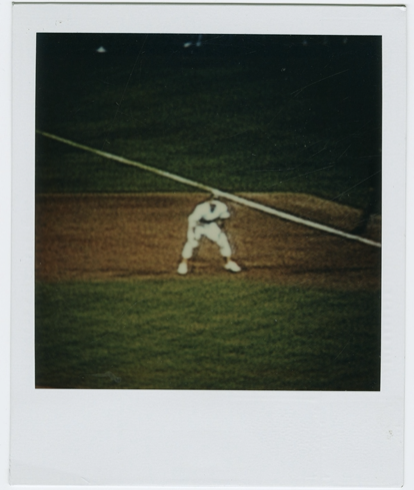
[224,260,241,273]
[177,262,188,275]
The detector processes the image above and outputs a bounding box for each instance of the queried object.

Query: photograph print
[35,33,382,390]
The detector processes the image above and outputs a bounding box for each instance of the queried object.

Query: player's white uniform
[181,200,232,259]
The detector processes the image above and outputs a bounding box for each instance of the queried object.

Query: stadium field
[36,34,382,210]
[35,192,381,390]
[35,34,382,391]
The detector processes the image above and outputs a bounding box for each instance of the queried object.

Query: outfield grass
[35,279,381,391]
[35,34,381,211]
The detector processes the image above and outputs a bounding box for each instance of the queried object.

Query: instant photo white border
[9,3,407,488]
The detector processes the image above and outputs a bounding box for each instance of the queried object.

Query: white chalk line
[37,130,381,249]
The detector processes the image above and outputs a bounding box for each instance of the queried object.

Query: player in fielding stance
[177,195,241,275]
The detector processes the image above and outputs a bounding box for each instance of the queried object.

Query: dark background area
[35,33,382,214]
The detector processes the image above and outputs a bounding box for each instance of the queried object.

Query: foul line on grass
[37,130,381,249]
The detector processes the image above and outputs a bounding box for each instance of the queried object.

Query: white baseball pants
[181,222,232,259]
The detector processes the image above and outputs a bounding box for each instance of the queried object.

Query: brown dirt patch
[35,193,381,290]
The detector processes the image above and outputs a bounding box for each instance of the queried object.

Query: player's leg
[206,224,241,272]
[219,236,241,272]
[177,242,195,275]
[224,255,242,272]
[177,226,201,275]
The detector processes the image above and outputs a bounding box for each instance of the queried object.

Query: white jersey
[180,198,239,264]
[178,198,241,273]
[188,200,230,228]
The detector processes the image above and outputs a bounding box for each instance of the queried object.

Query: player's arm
[187,206,202,230]
[218,203,230,220]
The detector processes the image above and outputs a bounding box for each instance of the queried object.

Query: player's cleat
[177,262,188,275]
[224,260,241,273]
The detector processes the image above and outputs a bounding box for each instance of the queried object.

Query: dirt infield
[35,193,381,290]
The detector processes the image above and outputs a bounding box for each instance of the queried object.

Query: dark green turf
[35,34,381,211]
[35,279,381,391]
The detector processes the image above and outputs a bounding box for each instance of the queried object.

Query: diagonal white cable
[37,130,381,249]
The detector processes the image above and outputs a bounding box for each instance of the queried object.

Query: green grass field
[35,34,382,391]
[35,279,381,390]
[36,34,381,211]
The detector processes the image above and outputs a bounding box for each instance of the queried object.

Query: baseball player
[177,195,241,275]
